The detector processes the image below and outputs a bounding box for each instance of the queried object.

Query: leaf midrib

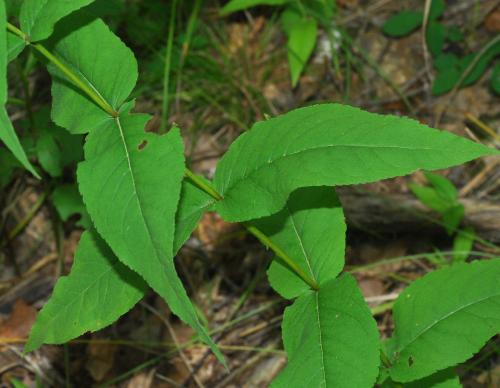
[314,292,327,388]
[114,117,170,264]
[220,143,434,195]
[288,205,317,284]
[396,291,500,354]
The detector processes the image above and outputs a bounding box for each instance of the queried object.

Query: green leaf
[25,230,147,352]
[0,2,39,178]
[433,39,500,95]
[429,0,445,20]
[78,116,224,364]
[432,67,461,95]
[382,11,423,37]
[174,178,216,254]
[410,184,449,213]
[49,19,137,134]
[272,274,380,387]
[47,18,222,362]
[286,17,317,87]
[52,184,91,229]
[433,53,458,71]
[7,32,26,62]
[381,368,461,388]
[389,259,500,382]
[280,6,300,35]
[426,21,445,57]
[491,64,500,95]
[19,0,95,42]
[452,227,474,263]
[446,26,463,43]
[0,148,20,188]
[35,109,83,177]
[251,186,345,299]
[424,172,457,202]
[442,204,464,234]
[213,104,496,222]
[220,0,288,15]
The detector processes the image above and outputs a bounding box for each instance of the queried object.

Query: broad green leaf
[491,64,500,95]
[382,11,423,37]
[433,53,459,71]
[389,259,500,382]
[432,67,461,95]
[0,2,39,178]
[52,184,91,229]
[426,21,445,57]
[286,17,317,87]
[7,33,26,62]
[251,186,345,299]
[442,204,464,234]
[174,178,215,254]
[35,109,83,177]
[25,230,147,352]
[6,0,23,18]
[47,19,222,361]
[213,104,496,222]
[380,368,461,388]
[446,26,463,43]
[49,19,137,134]
[273,274,380,387]
[409,184,449,213]
[452,227,474,263]
[429,0,445,20]
[424,172,457,202]
[10,378,28,388]
[19,0,95,42]
[78,116,223,363]
[220,0,288,15]
[433,39,500,95]
[0,149,20,189]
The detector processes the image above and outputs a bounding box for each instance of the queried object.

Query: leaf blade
[251,186,345,299]
[25,230,147,352]
[0,2,39,177]
[20,0,95,42]
[49,18,137,134]
[273,274,380,387]
[78,116,223,363]
[286,17,317,87]
[389,259,500,382]
[214,104,496,222]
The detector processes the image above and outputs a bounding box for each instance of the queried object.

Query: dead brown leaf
[0,300,37,343]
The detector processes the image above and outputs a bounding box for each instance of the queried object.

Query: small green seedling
[220,0,337,87]
[1,1,499,386]
[410,171,475,264]
[383,0,500,95]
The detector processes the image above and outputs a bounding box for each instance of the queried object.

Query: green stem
[184,170,319,291]
[5,22,320,293]
[160,0,178,132]
[184,168,222,201]
[6,22,118,118]
[245,224,319,290]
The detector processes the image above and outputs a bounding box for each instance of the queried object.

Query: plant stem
[184,169,319,290]
[245,223,319,290]
[4,22,319,292]
[184,168,222,201]
[160,0,178,132]
[6,22,118,118]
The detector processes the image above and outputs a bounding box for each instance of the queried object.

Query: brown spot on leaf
[138,140,148,151]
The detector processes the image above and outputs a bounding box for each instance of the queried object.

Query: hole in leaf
[408,356,414,367]
[138,140,148,151]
